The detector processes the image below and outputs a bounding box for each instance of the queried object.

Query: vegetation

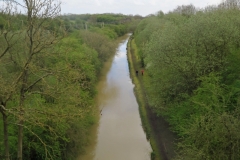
[133,0,240,159]
[0,1,138,160]
[60,13,143,38]
[3,0,240,159]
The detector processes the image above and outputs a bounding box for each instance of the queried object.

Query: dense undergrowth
[133,0,240,159]
[0,1,141,159]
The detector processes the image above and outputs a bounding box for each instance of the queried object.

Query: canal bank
[127,36,177,160]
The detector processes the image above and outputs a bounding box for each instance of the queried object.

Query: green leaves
[134,2,240,159]
[80,30,118,63]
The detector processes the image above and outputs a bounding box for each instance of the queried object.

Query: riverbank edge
[126,36,161,160]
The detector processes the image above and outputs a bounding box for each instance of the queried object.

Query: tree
[156,10,164,18]
[80,30,117,63]
[16,1,63,159]
[172,4,197,17]
[0,2,24,159]
[175,74,240,160]
[0,0,64,159]
[133,1,240,159]
[219,0,240,9]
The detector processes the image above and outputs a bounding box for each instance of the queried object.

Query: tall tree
[0,0,63,159]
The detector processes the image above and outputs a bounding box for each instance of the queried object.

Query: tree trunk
[17,119,23,160]
[17,96,24,160]
[3,110,10,160]
[17,71,27,160]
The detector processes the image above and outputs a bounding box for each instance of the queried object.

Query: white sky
[61,0,223,16]
[1,0,223,16]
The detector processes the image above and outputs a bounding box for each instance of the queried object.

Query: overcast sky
[61,0,223,16]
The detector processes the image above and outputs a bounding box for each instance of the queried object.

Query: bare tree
[17,1,61,159]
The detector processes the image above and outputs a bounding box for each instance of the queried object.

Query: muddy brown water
[78,35,152,160]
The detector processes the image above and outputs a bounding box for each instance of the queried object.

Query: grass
[127,37,161,160]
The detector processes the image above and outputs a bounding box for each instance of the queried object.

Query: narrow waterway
[79,35,152,160]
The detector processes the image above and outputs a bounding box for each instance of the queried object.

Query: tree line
[133,0,240,159]
[61,13,143,37]
[0,0,136,159]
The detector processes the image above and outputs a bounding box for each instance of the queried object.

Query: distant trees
[80,31,117,62]
[172,4,197,17]
[220,0,240,9]
[60,13,142,38]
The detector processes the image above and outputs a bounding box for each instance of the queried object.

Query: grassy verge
[127,37,161,160]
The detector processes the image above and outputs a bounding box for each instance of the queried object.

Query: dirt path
[127,37,177,160]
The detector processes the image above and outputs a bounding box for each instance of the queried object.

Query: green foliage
[111,24,128,36]
[79,30,118,63]
[60,13,142,37]
[222,49,240,86]
[133,1,240,159]
[174,74,240,160]
[96,14,121,23]
[90,27,118,39]
[0,15,6,29]
[0,9,126,159]
[134,17,163,67]
[141,6,240,109]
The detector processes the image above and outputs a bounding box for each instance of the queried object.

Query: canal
[79,34,152,160]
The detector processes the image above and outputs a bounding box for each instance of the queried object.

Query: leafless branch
[25,73,53,92]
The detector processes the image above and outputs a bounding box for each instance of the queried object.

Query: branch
[0,104,6,115]
[0,47,10,59]
[11,0,27,8]
[0,30,22,59]
[0,104,7,111]
[25,73,52,92]
[9,122,54,159]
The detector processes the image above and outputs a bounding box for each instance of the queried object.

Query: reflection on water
[79,35,152,160]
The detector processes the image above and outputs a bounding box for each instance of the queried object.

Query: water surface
[79,35,152,160]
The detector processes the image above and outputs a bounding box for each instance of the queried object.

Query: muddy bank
[147,108,177,160]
